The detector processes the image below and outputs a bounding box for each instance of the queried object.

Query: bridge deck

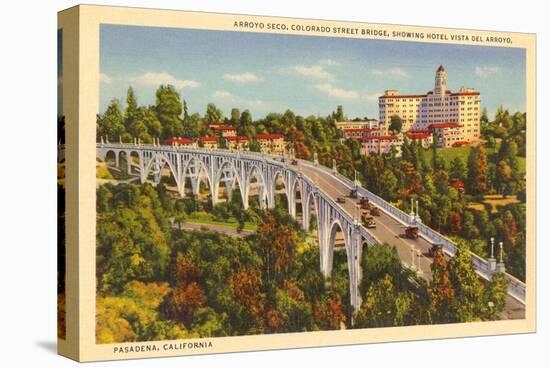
[295,162,525,320]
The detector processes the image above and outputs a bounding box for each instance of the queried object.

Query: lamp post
[415,200,422,223]
[497,241,506,273]
[416,249,423,275]
[409,197,415,223]
[410,245,416,271]
[488,237,497,272]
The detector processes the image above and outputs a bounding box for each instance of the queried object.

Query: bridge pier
[96,144,377,315]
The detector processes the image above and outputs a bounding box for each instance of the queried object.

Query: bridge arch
[142,153,179,186]
[272,170,289,211]
[214,160,245,205]
[245,165,268,209]
[304,190,318,235]
[101,149,118,165]
[290,176,304,220]
[182,156,213,202]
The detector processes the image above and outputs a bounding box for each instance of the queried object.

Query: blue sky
[100,24,526,120]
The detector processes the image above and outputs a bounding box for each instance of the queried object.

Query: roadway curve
[293,161,525,320]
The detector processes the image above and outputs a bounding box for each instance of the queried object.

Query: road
[294,162,525,320]
[171,221,252,238]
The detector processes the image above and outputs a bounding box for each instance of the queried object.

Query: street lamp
[497,241,506,273]
[410,245,416,271]
[416,249,423,276]
[488,237,497,272]
[415,200,422,223]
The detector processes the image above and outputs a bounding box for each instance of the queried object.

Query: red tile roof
[255,133,285,140]
[210,125,236,131]
[161,138,194,144]
[225,135,248,142]
[199,136,218,143]
[380,94,427,99]
[361,135,399,142]
[406,130,432,139]
[451,91,480,96]
[429,123,461,129]
[343,128,373,133]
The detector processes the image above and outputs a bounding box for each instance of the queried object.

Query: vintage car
[428,243,444,257]
[359,197,370,209]
[362,214,376,228]
[405,226,419,239]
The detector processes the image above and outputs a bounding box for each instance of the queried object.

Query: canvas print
[93,22,528,347]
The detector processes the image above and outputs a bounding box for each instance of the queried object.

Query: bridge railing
[96,143,526,304]
[300,160,526,304]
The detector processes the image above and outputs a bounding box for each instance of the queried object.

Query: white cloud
[319,59,339,66]
[364,92,382,101]
[370,67,409,78]
[292,65,335,80]
[128,72,199,89]
[475,65,501,78]
[314,83,360,100]
[223,72,263,84]
[99,73,112,84]
[212,90,264,107]
[314,83,381,101]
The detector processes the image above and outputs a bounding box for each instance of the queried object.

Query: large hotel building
[378,65,481,147]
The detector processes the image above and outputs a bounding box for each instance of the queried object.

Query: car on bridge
[405,226,419,239]
[359,197,370,209]
[291,159,299,165]
[362,213,376,228]
[336,196,346,204]
[349,188,358,198]
[370,207,380,216]
[428,243,444,257]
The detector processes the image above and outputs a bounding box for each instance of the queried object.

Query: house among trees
[209,123,237,137]
[255,133,286,155]
[360,134,402,156]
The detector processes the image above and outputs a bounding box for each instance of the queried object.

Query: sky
[99,24,526,120]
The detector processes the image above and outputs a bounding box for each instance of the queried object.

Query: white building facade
[378,65,480,147]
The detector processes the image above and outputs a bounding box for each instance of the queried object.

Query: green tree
[449,156,467,182]
[183,100,189,122]
[155,85,183,139]
[389,115,403,134]
[125,87,138,131]
[482,273,508,320]
[333,105,345,122]
[379,169,398,201]
[98,99,125,140]
[205,103,223,124]
[230,108,240,125]
[448,243,484,322]
[467,146,488,195]
[430,248,454,323]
